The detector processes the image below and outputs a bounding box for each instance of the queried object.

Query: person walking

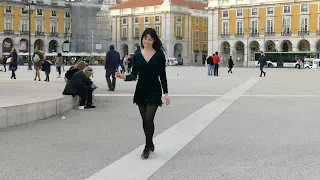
[2,56,7,72]
[105,45,120,91]
[258,52,267,77]
[213,52,220,76]
[55,53,63,78]
[206,55,213,76]
[116,28,170,159]
[227,56,234,74]
[8,48,18,79]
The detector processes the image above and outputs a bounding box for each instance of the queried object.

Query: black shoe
[108,88,114,91]
[150,145,155,152]
[141,148,151,159]
[85,104,96,109]
[264,72,266,76]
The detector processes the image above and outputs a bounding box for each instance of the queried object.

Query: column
[162,12,174,58]
[208,9,219,56]
[128,16,133,41]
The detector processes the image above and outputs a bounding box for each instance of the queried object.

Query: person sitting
[64,60,88,82]
[62,66,97,109]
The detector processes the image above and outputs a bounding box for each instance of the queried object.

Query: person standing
[105,45,120,91]
[32,46,44,81]
[116,28,170,159]
[55,53,63,78]
[227,56,234,74]
[8,48,18,79]
[258,52,267,77]
[2,56,7,72]
[43,58,52,82]
[213,52,220,76]
[206,55,213,76]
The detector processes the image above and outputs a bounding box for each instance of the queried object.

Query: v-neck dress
[125,50,168,106]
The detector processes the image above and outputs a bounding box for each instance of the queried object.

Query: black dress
[125,50,168,106]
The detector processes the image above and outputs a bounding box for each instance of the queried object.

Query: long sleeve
[125,55,138,81]
[159,52,168,94]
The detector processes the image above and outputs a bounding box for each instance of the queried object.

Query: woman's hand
[115,72,126,80]
[164,94,170,105]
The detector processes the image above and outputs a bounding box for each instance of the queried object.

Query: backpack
[206,56,213,65]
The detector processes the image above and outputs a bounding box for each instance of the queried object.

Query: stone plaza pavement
[1,66,320,179]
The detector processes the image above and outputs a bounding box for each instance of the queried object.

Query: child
[42,58,52,82]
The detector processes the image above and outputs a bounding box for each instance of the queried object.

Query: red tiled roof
[111,0,207,10]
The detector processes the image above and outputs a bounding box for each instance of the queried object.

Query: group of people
[206,52,233,76]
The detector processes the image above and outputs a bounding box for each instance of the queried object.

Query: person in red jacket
[213,52,220,76]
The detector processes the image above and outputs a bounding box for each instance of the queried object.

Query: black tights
[138,104,158,149]
[11,70,16,79]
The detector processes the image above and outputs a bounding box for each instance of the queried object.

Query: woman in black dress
[116,28,170,159]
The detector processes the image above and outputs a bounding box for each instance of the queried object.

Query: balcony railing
[36,31,45,36]
[298,30,309,36]
[20,31,29,35]
[4,30,14,35]
[221,33,230,38]
[281,31,291,36]
[265,31,275,36]
[250,32,259,37]
[121,37,128,41]
[176,36,182,40]
[50,32,59,37]
[133,36,140,40]
[235,32,244,37]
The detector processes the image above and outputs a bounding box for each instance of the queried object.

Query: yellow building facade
[208,1,320,66]
[110,0,208,65]
[0,2,71,54]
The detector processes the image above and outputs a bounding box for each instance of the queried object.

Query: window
[236,21,243,34]
[134,17,139,23]
[144,26,149,30]
[266,20,273,33]
[51,10,57,17]
[176,16,182,22]
[36,20,43,32]
[134,27,139,37]
[236,9,243,17]
[5,6,12,13]
[176,25,181,37]
[202,44,207,51]
[51,21,57,33]
[301,4,308,13]
[222,10,229,18]
[65,11,71,18]
[5,18,12,30]
[203,18,207,25]
[37,9,43,16]
[155,25,160,36]
[283,5,290,14]
[251,20,258,34]
[195,30,199,39]
[21,7,28,14]
[301,17,308,32]
[21,19,28,31]
[195,43,199,50]
[65,21,71,33]
[267,7,274,15]
[195,18,199,24]
[122,18,127,25]
[222,21,228,35]
[144,17,149,23]
[155,16,160,23]
[122,27,127,37]
[203,31,207,39]
[251,8,258,16]
[283,18,291,33]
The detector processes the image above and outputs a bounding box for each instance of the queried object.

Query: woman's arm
[159,52,168,94]
[125,55,138,81]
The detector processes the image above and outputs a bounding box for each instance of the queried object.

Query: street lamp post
[25,1,35,70]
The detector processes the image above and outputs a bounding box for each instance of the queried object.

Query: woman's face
[142,34,154,49]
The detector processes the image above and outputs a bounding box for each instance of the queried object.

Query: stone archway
[281,40,292,52]
[220,41,230,66]
[19,38,28,53]
[233,41,245,66]
[34,39,44,50]
[48,40,58,53]
[249,41,260,61]
[265,40,276,52]
[297,39,310,51]
[121,44,128,58]
[62,40,70,52]
[2,38,13,53]
[174,43,183,65]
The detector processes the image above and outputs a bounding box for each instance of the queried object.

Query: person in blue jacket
[42,58,52,82]
[8,48,18,79]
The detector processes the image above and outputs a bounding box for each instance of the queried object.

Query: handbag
[6,57,12,64]
[33,54,41,62]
